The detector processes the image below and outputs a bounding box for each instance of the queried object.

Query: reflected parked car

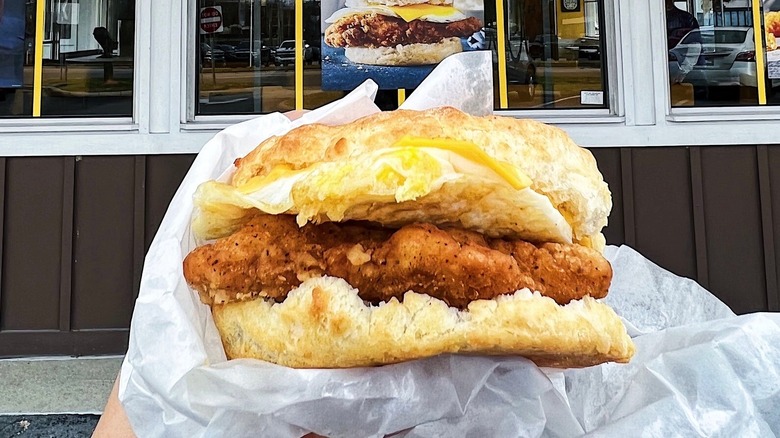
[528,34,560,60]
[228,41,272,67]
[228,41,252,63]
[200,43,226,66]
[669,26,756,87]
[273,40,316,66]
[565,36,601,68]
[505,58,536,100]
[489,37,536,100]
[214,43,236,60]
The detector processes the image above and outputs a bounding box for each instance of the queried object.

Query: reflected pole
[253,0,264,112]
[541,0,552,106]
[211,34,217,85]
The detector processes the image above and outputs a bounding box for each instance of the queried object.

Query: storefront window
[196,0,329,115]
[0,0,135,118]
[43,0,136,117]
[666,0,780,107]
[486,0,609,110]
[196,0,609,115]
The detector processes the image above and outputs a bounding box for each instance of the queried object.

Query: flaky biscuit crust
[212,276,635,368]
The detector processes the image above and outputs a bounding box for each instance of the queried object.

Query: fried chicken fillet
[324,12,482,48]
[183,213,612,309]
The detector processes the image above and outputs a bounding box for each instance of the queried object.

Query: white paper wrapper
[120,53,780,437]
[602,245,735,337]
[399,51,494,115]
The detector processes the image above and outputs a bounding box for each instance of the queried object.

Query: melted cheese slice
[388,4,461,22]
[393,136,531,190]
[238,164,307,195]
[325,4,466,23]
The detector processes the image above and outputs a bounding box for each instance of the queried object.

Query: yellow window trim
[495,0,508,109]
[752,0,767,105]
[33,0,46,117]
[296,0,304,110]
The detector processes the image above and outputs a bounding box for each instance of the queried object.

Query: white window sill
[0,118,137,134]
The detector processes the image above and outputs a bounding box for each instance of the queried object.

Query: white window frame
[2,0,780,156]
[496,0,623,124]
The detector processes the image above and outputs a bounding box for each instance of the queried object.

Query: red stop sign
[200,7,223,34]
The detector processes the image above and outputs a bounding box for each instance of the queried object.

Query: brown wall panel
[1,157,64,330]
[768,146,780,310]
[590,148,625,245]
[1,143,778,358]
[629,148,698,281]
[700,147,767,314]
[71,156,137,330]
[144,154,196,251]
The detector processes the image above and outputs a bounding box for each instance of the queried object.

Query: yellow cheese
[393,136,532,190]
[387,4,459,22]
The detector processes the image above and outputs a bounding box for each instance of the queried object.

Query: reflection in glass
[195,0,403,115]
[666,0,780,107]
[196,0,610,114]
[2,0,135,118]
[486,0,608,110]
[41,0,136,117]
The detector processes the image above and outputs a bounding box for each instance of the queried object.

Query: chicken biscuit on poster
[320,0,484,90]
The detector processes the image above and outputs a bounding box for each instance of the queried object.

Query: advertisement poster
[320,0,485,90]
[0,0,27,88]
[767,2,780,79]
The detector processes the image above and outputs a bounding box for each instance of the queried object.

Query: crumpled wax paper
[399,51,493,115]
[119,52,780,437]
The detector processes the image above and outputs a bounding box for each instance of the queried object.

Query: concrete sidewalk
[0,356,123,436]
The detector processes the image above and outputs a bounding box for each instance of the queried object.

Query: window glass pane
[198,0,610,115]
[666,0,780,107]
[1,0,134,118]
[196,0,296,115]
[42,0,135,117]
[485,0,609,110]
[196,0,402,116]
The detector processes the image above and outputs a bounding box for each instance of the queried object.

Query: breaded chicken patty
[324,12,483,48]
[183,213,612,308]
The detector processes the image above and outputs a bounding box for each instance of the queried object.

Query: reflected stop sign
[200,7,223,34]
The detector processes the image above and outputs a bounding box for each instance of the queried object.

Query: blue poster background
[321,36,477,91]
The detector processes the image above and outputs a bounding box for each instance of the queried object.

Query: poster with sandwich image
[321,0,485,90]
[766,1,780,79]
